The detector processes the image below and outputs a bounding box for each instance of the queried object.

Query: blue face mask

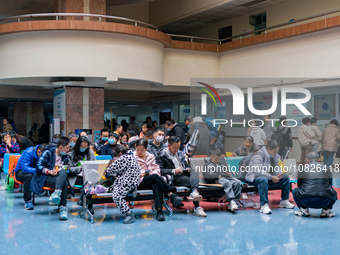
[102,137,108,142]
[167,128,171,132]
[60,150,67,156]
[187,125,190,128]
[108,138,115,145]
[79,148,87,153]
[70,142,76,147]
[131,121,135,124]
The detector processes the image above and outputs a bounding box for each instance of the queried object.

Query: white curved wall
[220,27,340,78]
[0,30,164,84]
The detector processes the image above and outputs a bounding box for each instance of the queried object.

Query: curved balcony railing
[1,8,340,45]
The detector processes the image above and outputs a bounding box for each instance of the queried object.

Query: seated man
[15,144,48,210]
[204,148,243,212]
[101,133,119,158]
[246,140,294,214]
[232,136,260,156]
[209,131,225,155]
[29,137,70,220]
[157,136,207,217]
[144,130,154,142]
[148,127,165,157]
[293,152,337,218]
[94,129,109,155]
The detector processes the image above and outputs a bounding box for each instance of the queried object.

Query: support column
[64,87,104,141]
[54,0,106,20]
[8,101,44,136]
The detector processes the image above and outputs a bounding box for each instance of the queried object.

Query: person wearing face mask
[29,137,70,220]
[148,128,165,157]
[68,132,78,151]
[79,131,88,138]
[164,120,186,150]
[94,129,110,155]
[232,136,260,157]
[15,143,48,210]
[127,116,140,134]
[246,140,295,214]
[101,133,119,158]
[184,116,192,133]
[119,132,130,148]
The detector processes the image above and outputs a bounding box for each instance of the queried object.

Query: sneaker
[320,208,335,218]
[260,203,272,214]
[188,190,202,202]
[59,206,68,220]
[279,200,295,209]
[156,210,165,221]
[228,200,238,212]
[49,189,62,205]
[24,201,34,210]
[193,206,207,217]
[123,211,135,224]
[170,194,184,208]
[294,208,310,217]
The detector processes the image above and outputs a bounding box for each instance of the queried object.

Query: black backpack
[271,127,284,147]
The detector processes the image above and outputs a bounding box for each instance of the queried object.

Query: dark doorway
[219,25,232,43]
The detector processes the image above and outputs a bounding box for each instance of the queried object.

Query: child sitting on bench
[203,148,243,212]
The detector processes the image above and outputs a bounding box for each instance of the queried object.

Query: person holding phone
[246,140,295,214]
[134,139,184,221]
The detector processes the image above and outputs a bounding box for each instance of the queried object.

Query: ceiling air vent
[240,0,267,7]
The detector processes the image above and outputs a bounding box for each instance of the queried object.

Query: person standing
[3,118,13,133]
[298,117,316,165]
[262,115,276,142]
[321,119,340,168]
[127,117,140,134]
[250,121,267,146]
[310,118,322,153]
[277,116,293,158]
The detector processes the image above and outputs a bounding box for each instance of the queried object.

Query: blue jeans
[323,150,335,167]
[292,188,335,209]
[247,174,291,205]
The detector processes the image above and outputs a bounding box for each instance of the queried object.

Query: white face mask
[155,136,164,143]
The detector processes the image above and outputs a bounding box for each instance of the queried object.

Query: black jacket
[295,161,337,201]
[156,148,189,176]
[168,124,186,150]
[101,144,117,158]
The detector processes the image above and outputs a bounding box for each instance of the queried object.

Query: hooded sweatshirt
[250,127,266,146]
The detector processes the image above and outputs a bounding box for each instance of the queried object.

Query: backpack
[271,127,284,147]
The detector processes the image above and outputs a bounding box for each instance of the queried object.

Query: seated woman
[68,136,95,188]
[10,131,34,152]
[119,132,130,148]
[0,133,20,168]
[134,139,184,221]
[105,145,141,224]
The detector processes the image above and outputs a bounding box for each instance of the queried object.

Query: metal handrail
[0,13,159,30]
[219,7,340,43]
[1,8,340,44]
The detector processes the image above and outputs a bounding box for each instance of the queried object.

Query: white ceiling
[160,0,290,34]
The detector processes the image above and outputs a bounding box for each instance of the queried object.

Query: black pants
[15,170,33,202]
[173,172,200,207]
[44,169,68,206]
[138,174,172,209]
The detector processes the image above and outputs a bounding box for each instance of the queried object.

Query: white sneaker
[320,209,335,218]
[260,203,272,214]
[228,200,238,212]
[294,208,310,217]
[193,207,207,217]
[279,200,295,209]
[188,190,202,202]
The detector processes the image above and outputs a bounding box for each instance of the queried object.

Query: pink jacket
[133,151,161,183]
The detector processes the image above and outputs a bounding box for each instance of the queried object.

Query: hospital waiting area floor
[1,172,340,255]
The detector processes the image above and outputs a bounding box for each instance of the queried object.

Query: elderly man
[246,140,295,214]
[293,152,337,218]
